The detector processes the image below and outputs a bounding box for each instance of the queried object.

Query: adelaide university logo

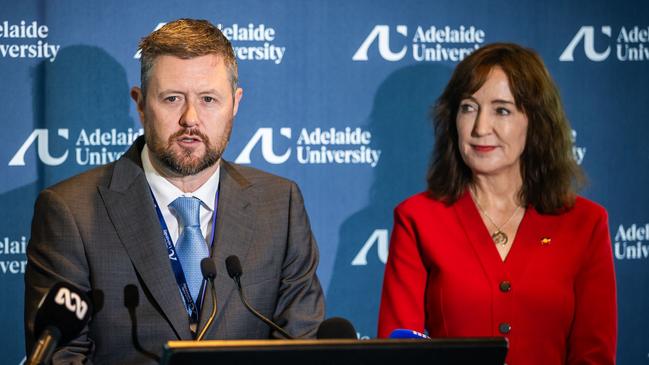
[136,22,286,64]
[235,127,381,167]
[353,24,485,62]
[560,25,649,62]
[0,20,60,62]
[614,223,649,260]
[9,128,142,167]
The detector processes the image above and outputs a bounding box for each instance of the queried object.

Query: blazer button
[499,323,511,334]
[499,281,511,292]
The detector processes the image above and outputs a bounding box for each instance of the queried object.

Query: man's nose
[180,101,199,128]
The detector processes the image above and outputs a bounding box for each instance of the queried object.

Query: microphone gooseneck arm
[233,276,294,339]
[124,285,160,362]
[196,278,217,341]
[225,255,293,339]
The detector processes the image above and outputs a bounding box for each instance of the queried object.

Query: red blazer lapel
[453,190,504,282]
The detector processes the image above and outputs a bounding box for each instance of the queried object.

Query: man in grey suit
[24,18,324,364]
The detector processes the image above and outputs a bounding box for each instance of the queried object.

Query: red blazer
[378,191,617,365]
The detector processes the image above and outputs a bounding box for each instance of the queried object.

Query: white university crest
[353,25,408,61]
[9,129,69,166]
[235,127,292,164]
[560,26,611,62]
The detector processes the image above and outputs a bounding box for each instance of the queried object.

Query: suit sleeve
[567,208,617,365]
[24,189,94,364]
[377,203,428,338]
[271,182,325,338]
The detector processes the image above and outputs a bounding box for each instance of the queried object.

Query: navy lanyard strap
[149,187,219,327]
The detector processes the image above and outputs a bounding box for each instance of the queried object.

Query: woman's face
[456,66,528,178]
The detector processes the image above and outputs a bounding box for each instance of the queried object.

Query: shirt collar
[142,145,220,211]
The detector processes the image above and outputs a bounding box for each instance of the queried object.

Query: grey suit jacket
[24,136,325,364]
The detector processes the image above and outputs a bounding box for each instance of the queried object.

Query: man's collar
[141,145,220,211]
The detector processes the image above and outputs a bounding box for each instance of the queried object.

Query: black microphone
[196,257,218,341]
[89,289,104,316]
[225,255,294,339]
[124,284,160,362]
[27,282,92,365]
[316,317,358,339]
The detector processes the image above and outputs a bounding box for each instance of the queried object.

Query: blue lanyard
[150,187,219,327]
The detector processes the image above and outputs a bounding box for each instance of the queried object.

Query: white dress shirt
[141,145,220,245]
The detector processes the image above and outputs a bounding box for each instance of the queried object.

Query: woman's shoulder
[569,196,608,220]
[395,191,452,215]
[546,196,609,229]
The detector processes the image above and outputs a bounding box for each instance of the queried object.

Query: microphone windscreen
[124,284,139,309]
[225,255,242,279]
[388,329,431,339]
[200,257,217,280]
[89,289,104,315]
[33,282,92,343]
[316,317,357,339]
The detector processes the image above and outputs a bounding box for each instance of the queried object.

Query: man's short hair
[137,18,238,97]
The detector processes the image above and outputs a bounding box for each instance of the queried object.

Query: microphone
[196,257,218,341]
[316,317,357,339]
[27,282,92,365]
[225,255,294,339]
[388,329,431,339]
[124,284,160,362]
[89,289,104,316]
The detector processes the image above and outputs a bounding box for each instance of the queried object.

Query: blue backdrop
[1,1,647,363]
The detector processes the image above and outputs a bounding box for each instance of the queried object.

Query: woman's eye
[496,107,511,116]
[459,103,476,113]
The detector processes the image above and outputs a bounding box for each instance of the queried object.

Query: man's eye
[165,96,178,102]
[203,96,215,103]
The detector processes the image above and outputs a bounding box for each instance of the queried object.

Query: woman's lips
[472,145,497,152]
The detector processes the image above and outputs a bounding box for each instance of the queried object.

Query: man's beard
[146,124,231,176]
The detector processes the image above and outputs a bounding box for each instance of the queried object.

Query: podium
[160,338,508,365]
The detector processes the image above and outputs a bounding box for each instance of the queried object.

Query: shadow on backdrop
[0,45,134,363]
[326,63,451,338]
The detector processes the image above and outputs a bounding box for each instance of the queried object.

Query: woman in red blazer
[378,43,617,365]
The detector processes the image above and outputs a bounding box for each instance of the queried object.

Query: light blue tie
[170,197,209,304]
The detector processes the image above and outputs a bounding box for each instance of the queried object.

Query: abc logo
[54,287,89,321]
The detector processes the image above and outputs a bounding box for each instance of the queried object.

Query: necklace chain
[471,191,521,246]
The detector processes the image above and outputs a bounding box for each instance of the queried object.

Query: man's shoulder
[222,161,296,189]
[44,163,116,198]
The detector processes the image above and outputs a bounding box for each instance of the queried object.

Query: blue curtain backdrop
[1,1,647,363]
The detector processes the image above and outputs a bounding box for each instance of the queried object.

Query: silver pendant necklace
[472,192,521,247]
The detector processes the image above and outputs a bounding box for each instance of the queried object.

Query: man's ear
[232,87,243,117]
[130,87,145,123]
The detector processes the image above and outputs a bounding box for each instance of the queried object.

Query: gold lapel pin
[540,237,551,246]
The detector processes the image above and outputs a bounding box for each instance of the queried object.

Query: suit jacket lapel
[98,139,193,340]
[199,160,255,335]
